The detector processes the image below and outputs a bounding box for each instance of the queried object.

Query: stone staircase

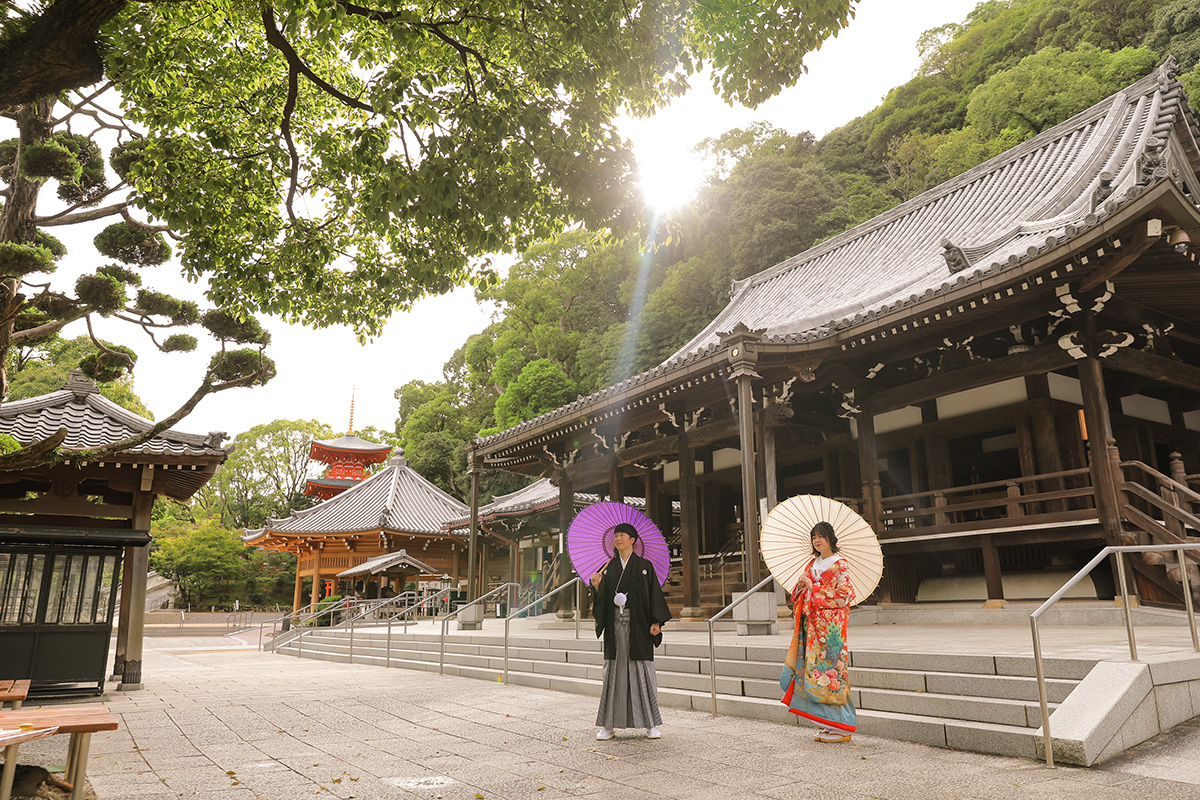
[662,562,749,618]
[273,625,1091,761]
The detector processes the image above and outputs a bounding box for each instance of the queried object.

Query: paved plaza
[16,620,1200,800]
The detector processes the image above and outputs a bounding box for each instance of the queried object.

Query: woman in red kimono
[780,521,857,742]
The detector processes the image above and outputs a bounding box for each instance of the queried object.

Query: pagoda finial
[347,388,356,435]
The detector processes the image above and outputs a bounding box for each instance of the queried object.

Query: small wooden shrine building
[243,452,468,610]
[304,433,392,501]
[0,370,227,693]
[467,60,1200,613]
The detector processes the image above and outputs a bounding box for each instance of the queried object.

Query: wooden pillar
[451,546,460,586]
[557,472,575,619]
[508,541,519,610]
[924,434,951,491]
[823,447,839,497]
[981,537,1004,604]
[119,482,153,691]
[1079,319,1124,546]
[1015,415,1037,514]
[645,464,661,531]
[467,457,481,600]
[609,460,623,502]
[856,410,882,532]
[472,542,482,597]
[678,429,702,616]
[762,422,779,513]
[310,547,323,606]
[734,373,762,586]
[291,561,304,612]
[1027,374,1066,511]
[111,546,134,678]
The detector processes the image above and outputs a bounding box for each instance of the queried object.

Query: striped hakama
[595,607,662,729]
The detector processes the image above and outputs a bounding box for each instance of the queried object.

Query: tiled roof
[305,478,358,489]
[244,454,467,539]
[337,549,442,577]
[667,60,1199,359]
[312,434,392,453]
[476,59,1200,451]
[443,478,680,531]
[0,370,228,457]
[442,478,616,530]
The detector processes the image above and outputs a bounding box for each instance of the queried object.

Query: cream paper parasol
[760,494,883,605]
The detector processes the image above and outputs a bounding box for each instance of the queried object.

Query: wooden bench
[0,682,29,710]
[0,705,118,800]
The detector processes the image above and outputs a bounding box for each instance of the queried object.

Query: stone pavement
[16,627,1200,800]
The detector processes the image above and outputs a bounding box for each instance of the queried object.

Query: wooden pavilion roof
[0,370,227,501]
[244,454,466,553]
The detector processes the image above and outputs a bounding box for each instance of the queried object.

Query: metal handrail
[279,598,379,654]
[1031,543,1200,768]
[336,592,429,662]
[335,591,419,629]
[706,575,777,715]
[226,610,254,632]
[257,600,326,650]
[439,583,519,674]
[503,578,584,683]
[383,589,453,666]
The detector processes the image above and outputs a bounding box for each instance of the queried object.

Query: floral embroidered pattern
[780,556,857,731]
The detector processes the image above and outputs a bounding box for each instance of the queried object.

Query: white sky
[36,0,980,440]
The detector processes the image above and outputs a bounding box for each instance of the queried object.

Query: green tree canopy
[212,419,334,528]
[966,44,1158,138]
[151,517,252,606]
[7,334,153,417]
[0,0,859,470]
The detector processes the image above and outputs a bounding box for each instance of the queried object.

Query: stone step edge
[275,644,1067,714]
[308,628,1085,663]
[282,632,1091,681]
[277,645,1045,755]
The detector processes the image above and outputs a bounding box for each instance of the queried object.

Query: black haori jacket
[592,551,672,661]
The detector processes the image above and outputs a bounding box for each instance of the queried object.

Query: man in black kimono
[589,522,672,740]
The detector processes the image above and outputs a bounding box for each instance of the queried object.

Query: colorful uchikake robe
[780,555,857,732]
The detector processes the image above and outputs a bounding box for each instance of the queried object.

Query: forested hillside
[394,0,1199,501]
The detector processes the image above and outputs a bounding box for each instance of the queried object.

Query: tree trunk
[0,100,54,400]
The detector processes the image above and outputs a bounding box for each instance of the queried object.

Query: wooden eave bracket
[1080,219,1161,292]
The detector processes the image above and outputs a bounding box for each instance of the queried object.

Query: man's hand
[650,623,661,636]
[590,572,603,589]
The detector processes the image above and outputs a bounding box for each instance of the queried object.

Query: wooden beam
[1104,346,1200,394]
[865,344,1076,414]
[1080,222,1159,292]
[0,498,133,518]
[1103,295,1200,347]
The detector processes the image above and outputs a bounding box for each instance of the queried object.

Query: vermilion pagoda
[304,433,392,500]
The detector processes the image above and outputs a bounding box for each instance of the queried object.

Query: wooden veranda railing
[875,467,1097,538]
[1117,460,1200,600]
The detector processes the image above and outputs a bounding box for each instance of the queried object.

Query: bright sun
[635,145,705,215]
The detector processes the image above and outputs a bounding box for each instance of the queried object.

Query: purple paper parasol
[566,502,671,586]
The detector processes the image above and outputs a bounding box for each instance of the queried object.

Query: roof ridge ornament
[941,239,970,274]
[63,368,100,397]
[1090,171,1115,211]
[203,431,229,449]
[1136,137,1168,186]
[1160,56,1179,86]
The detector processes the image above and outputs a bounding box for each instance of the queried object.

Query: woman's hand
[650,623,661,636]
[800,574,814,592]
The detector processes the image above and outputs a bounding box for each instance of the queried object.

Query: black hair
[613,522,640,541]
[810,521,839,555]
